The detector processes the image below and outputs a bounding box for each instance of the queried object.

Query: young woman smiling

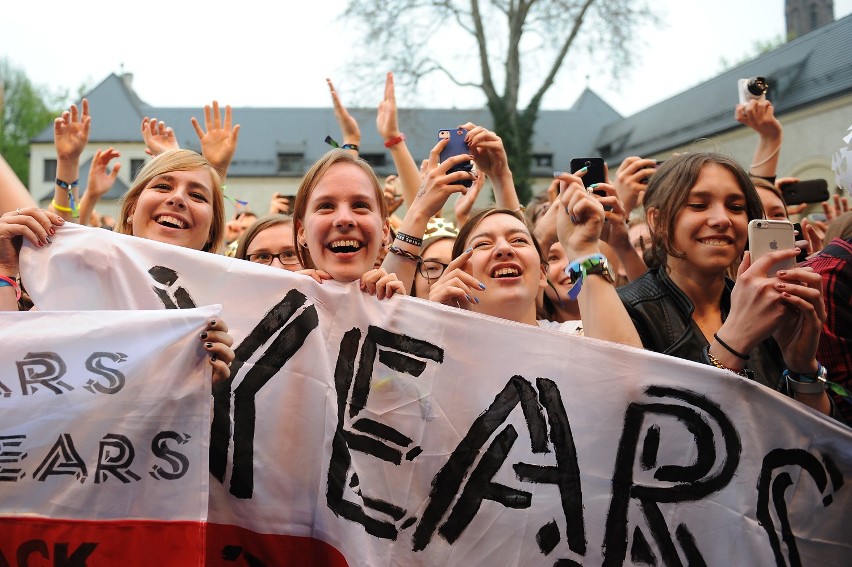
[617,152,834,416]
[292,150,403,299]
[0,149,235,382]
[428,174,642,348]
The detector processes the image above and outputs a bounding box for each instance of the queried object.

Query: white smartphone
[748,219,796,277]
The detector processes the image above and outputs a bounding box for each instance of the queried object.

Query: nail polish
[465,294,473,302]
[209,319,216,327]
[553,171,564,177]
[205,342,213,349]
[589,183,600,189]
[465,247,473,254]
[578,166,588,173]
[478,282,486,290]
[200,332,208,340]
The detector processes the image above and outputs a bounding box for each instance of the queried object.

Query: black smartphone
[438,128,473,188]
[791,222,808,262]
[570,158,605,188]
[781,179,829,206]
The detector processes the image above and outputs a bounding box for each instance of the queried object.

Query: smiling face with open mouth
[297,163,389,282]
[668,163,749,277]
[464,212,547,324]
[130,168,215,251]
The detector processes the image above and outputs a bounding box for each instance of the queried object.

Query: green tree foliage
[0,59,63,185]
[344,0,656,204]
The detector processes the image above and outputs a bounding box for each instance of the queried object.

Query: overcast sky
[2,0,851,117]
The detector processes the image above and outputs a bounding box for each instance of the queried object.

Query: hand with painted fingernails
[428,247,485,308]
[200,318,235,385]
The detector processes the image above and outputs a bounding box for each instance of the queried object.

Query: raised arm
[191,101,240,179]
[381,138,470,293]
[537,171,642,348]
[78,148,121,226]
[736,99,783,180]
[52,99,91,221]
[460,123,519,210]
[376,72,420,207]
[327,78,361,157]
[0,153,37,214]
[141,116,180,156]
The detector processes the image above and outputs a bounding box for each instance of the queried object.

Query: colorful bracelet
[51,199,74,213]
[395,231,423,247]
[387,245,421,263]
[341,143,360,152]
[55,178,79,190]
[0,275,22,301]
[384,133,406,148]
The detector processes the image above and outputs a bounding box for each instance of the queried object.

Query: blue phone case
[439,129,469,162]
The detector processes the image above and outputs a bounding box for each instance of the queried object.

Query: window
[360,153,387,168]
[277,153,304,174]
[130,159,146,180]
[531,154,553,168]
[809,4,819,29]
[43,159,57,182]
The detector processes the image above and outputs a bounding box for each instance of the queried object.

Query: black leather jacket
[617,267,784,389]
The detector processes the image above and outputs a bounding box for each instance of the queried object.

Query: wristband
[51,199,73,213]
[55,178,79,190]
[341,143,360,152]
[0,275,22,301]
[395,231,423,247]
[384,133,406,148]
[564,253,613,300]
[783,364,827,395]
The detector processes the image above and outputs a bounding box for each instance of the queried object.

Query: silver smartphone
[748,219,796,277]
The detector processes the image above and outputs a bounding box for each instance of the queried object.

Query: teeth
[156,215,186,229]
[330,240,361,250]
[492,267,520,278]
[700,238,730,247]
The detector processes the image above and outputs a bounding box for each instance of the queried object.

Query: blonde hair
[116,149,225,253]
[293,149,387,269]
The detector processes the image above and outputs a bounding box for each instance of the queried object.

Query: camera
[738,76,768,105]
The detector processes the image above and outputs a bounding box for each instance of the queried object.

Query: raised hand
[141,117,179,156]
[376,72,400,140]
[191,101,240,178]
[54,99,91,161]
[327,78,360,148]
[613,156,657,213]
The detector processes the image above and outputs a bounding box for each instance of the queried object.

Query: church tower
[786,0,835,39]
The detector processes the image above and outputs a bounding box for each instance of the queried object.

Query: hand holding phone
[438,129,473,188]
[748,219,796,277]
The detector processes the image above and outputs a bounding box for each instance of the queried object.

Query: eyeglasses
[417,259,449,280]
[246,250,300,266]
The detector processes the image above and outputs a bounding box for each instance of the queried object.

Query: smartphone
[570,158,605,188]
[438,128,473,188]
[780,179,829,206]
[748,219,796,277]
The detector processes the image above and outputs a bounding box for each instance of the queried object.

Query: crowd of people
[0,72,850,425]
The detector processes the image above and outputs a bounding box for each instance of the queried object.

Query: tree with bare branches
[344,0,655,203]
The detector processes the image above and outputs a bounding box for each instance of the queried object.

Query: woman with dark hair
[618,152,833,415]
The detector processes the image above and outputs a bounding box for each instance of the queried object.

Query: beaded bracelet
[387,245,421,263]
[395,231,423,247]
[0,275,22,301]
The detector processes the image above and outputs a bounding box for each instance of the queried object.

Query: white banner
[19,224,852,566]
[0,305,219,565]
